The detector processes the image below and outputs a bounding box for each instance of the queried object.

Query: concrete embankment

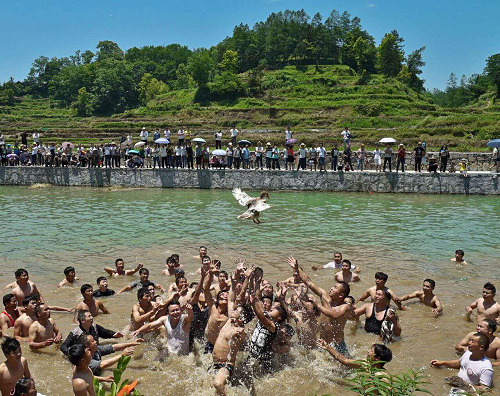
[1,166,499,195]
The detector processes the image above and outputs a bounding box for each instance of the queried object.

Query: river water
[1,186,499,395]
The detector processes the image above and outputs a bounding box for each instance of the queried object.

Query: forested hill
[1,9,500,150]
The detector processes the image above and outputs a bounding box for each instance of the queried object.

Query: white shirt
[215,132,222,140]
[494,148,499,159]
[230,128,238,137]
[175,147,182,156]
[162,315,189,356]
[341,130,350,140]
[178,130,185,139]
[285,130,292,140]
[140,130,148,140]
[32,132,40,142]
[318,147,326,157]
[299,148,307,158]
[256,146,263,157]
[164,130,171,139]
[373,149,381,160]
[309,148,317,158]
[457,350,493,387]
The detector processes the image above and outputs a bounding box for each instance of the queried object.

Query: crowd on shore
[1,127,499,173]
[0,247,498,395]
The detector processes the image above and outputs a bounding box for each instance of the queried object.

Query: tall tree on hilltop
[96,41,124,62]
[377,33,404,77]
[485,53,500,97]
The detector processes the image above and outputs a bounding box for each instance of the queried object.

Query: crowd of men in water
[0,247,498,395]
[1,127,498,173]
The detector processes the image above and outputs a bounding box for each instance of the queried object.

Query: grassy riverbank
[1,65,499,151]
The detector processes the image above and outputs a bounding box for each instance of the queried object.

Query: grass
[1,65,500,151]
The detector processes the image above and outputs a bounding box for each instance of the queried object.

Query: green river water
[0,186,499,395]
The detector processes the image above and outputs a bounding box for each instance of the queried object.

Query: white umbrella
[134,141,146,148]
[155,138,170,144]
[212,149,226,156]
[192,138,206,143]
[379,137,397,144]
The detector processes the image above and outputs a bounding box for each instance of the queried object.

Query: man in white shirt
[431,332,493,393]
[230,127,238,146]
[297,143,308,171]
[341,127,351,150]
[31,145,38,166]
[140,127,148,144]
[177,129,185,146]
[309,146,317,171]
[215,131,222,149]
[255,142,264,169]
[285,127,292,145]
[104,144,112,168]
[164,129,171,140]
[32,132,40,144]
[493,147,499,173]
[318,143,327,171]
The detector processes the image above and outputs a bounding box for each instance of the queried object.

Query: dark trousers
[231,136,237,145]
[167,156,174,168]
[272,158,280,170]
[227,156,233,169]
[256,156,263,169]
[175,156,182,168]
[266,157,271,169]
[114,155,120,167]
[31,154,37,165]
[234,158,241,169]
[331,156,338,171]
[153,156,160,168]
[396,157,405,172]
[298,157,306,170]
[161,157,168,168]
[383,157,392,172]
[187,156,194,169]
[440,157,448,172]
[415,157,422,172]
[105,155,112,168]
[215,141,222,149]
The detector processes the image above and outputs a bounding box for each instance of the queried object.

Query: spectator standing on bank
[195,143,202,169]
[144,145,152,168]
[309,146,317,171]
[287,145,295,170]
[233,145,241,169]
[140,127,148,145]
[230,126,238,146]
[152,145,160,169]
[439,145,450,172]
[396,144,406,173]
[104,143,112,168]
[32,132,40,145]
[226,143,233,169]
[383,144,393,172]
[215,131,222,150]
[186,142,194,169]
[356,144,367,171]
[164,129,171,140]
[341,127,351,150]
[255,142,264,169]
[265,142,272,170]
[21,131,28,147]
[318,143,327,171]
[159,145,167,168]
[331,144,339,171]
[177,128,185,146]
[285,126,292,146]
[175,144,182,168]
[271,145,280,170]
[413,141,425,173]
[343,147,353,171]
[153,129,160,145]
[181,144,187,168]
[167,144,174,168]
[242,145,250,169]
[493,147,500,173]
[202,144,210,169]
[298,143,307,171]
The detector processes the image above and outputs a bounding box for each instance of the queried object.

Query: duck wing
[237,208,257,219]
[251,200,271,213]
[232,188,255,206]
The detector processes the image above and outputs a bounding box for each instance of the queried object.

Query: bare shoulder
[72,377,88,392]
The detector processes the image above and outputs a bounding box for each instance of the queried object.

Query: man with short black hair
[456,319,500,364]
[104,258,142,277]
[117,268,164,294]
[58,266,80,288]
[0,294,20,332]
[359,272,404,309]
[466,282,500,324]
[318,339,392,370]
[400,279,442,315]
[74,285,109,319]
[0,337,31,396]
[28,303,62,350]
[14,295,38,340]
[92,277,115,298]
[69,344,95,396]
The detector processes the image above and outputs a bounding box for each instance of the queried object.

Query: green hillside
[1,65,499,151]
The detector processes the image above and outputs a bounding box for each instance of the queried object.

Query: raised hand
[236,257,246,272]
[287,256,298,270]
[316,339,329,350]
[244,265,255,278]
[122,346,135,356]
[113,332,124,338]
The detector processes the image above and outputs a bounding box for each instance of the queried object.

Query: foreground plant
[93,356,140,396]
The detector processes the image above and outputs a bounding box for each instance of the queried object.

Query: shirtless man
[204,271,231,354]
[162,257,176,276]
[0,337,31,396]
[275,282,319,348]
[0,294,21,333]
[466,282,500,324]
[58,266,80,288]
[14,295,38,341]
[117,268,164,295]
[212,271,230,295]
[311,252,361,273]
[212,305,252,396]
[359,272,404,310]
[69,344,96,396]
[456,319,500,364]
[74,285,110,320]
[3,269,44,306]
[287,256,353,355]
[195,246,208,260]
[28,303,62,350]
[130,287,163,332]
[451,249,467,265]
[400,279,443,316]
[104,258,142,277]
[334,260,360,284]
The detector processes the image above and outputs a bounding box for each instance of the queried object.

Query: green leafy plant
[93,356,140,396]
[347,359,432,395]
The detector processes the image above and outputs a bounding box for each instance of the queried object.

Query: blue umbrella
[487,139,500,148]
[128,150,140,155]
[155,138,170,144]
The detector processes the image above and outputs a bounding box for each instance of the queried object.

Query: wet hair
[64,266,75,276]
[342,259,352,267]
[115,258,124,265]
[474,332,490,351]
[337,281,350,298]
[215,290,229,307]
[199,246,207,251]
[455,249,464,256]
[137,287,150,301]
[175,276,187,286]
[219,271,228,279]
[96,276,107,285]
[34,304,48,317]
[423,279,435,289]
[77,333,93,346]
[375,272,388,281]
[15,269,28,278]
[80,284,93,295]
[13,378,35,396]
[237,304,254,324]
[171,254,179,261]
[166,300,180,311]
[274,305,287,322]
[213,260,221,268]
[372,344,392,365]
[484,319,497,333]
[334,252,342,258]
[345,296,355,305]
[68,344,87,365]
[484,282,496,294]
[22,294,38,307]
[139,268,149,275]
[262,296,273,305]
[3,293,15,307]
[202,256,211,263]
[166,257,175,265]
[382,290,392,302]
[1,336,21,356]
[77,310,90,323]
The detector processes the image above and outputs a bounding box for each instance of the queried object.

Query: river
[1,186,499,395]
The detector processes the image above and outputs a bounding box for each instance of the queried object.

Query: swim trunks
[204,341,214,354]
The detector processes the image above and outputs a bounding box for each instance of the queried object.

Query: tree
[96,41,124,62]
[187,51,214,87]
[377,33,404,77]
[219,50,239,74]
[401,46,426,91]
[138,73,167,106]
[81,50,95,65]
[74,87,92,116]
[174,63,191,90]
[485,53,500,97]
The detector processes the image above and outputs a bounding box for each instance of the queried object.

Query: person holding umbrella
[383,144,393,172]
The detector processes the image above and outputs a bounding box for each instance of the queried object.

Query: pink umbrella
[286,139,297,145]
[61,142,74,149]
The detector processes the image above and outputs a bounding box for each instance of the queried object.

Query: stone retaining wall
[0,167,498,195]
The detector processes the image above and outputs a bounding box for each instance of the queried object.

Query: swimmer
[311,252,361,273]
[28,304,62,350]
[57,266,80,288]
[1,294,21,333]
[195,246,208,260]
[212,271,231,295]
[117,268,164,295]
[92,277,115,298]
[104,258,143,277]
[451,249,467,265]
[456,319,500,364]
[0,337,31,396]
[358,272,404,310]
[466,282,500,324]
[334,260,360,284]
[14,295,39,341]
[162,257,176,276]
[130,287,163,332]
[400,279,443,316]
[69,344,97,395]
[3,270,44,306]
[74,285,110,320]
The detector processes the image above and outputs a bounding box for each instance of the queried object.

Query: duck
[232,188,271,224]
